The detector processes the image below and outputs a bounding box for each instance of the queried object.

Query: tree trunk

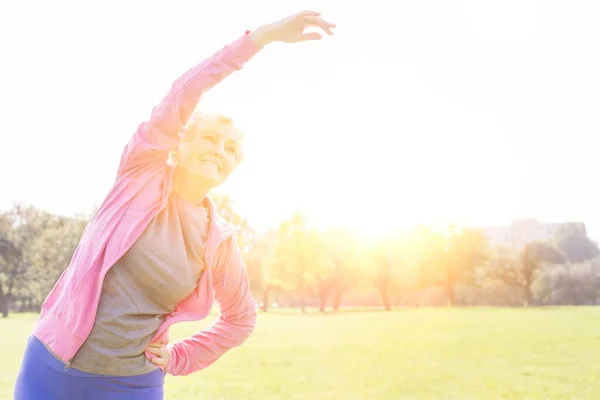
[377,282,391,311]
[6,293,13,313]
[318,287,328,312]
[261,288,269,312]
[299,281,306,314]
[318,299,326,313]
[445,284,456,307]
[524,285,534,307]
[0,283,8,318]
[522,272,535,307]
[333,289,344,312]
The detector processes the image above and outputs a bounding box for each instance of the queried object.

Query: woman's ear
[235,147,245,168]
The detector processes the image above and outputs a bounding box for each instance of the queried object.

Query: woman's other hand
[147,343,171,370]
[250,10,335,47]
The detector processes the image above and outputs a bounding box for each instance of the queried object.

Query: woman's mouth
[201,159,220,171]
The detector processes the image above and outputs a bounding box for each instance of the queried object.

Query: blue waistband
[29,335,165,383]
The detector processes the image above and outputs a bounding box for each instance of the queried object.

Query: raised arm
[117,10,335,176]
[146,10,335,374]
[165,237,256,376]
[117,32,261,176]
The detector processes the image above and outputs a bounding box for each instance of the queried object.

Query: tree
[486,241,565,306]
[210,192,283,309]
[0,236,21,317]
[209,192,255,255]
[552,223,600,263]
[244,229,279,311]
[270,213,331,313]
[0,203,91,316]
[370,234,404,311]
[534,259,600,305]
[24,214,89,308]
[321,229,366,312]
[0,204,57,317]
[411,226,489,307]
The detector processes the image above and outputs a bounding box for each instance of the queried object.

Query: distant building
[478,219,586,250]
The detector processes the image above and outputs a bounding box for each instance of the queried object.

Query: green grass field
[2,307,599,399]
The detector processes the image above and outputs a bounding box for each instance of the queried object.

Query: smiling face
[176,114,243,190]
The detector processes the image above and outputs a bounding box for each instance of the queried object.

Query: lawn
[1,307,599,399]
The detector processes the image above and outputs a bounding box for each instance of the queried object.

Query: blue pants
[14,336,165,400]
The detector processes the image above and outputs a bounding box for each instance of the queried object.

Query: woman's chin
[190,171,222,188]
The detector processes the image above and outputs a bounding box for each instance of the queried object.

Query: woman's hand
[250,10,335,47]
[147,343,171,370]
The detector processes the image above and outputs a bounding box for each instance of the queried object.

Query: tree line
[1,197,599,317]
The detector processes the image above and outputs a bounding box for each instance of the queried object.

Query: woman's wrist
[249,24,274,47]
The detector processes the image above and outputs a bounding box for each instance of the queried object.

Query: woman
[14,10,335,400]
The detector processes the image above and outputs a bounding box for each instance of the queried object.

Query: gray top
[68,195,210,376]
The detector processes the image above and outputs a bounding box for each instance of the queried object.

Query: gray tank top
[69,195,210,376]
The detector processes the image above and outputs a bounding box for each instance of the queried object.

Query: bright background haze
[1,0,598,239]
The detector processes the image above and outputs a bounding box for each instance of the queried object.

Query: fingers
[147,345,169,367]
[298,10,321,17]
[304,16,335,36]
[146,346,165,359]
[300,32,323,42]
[146,346,163,355]
[152,357,168,367]
[151,356,168,367]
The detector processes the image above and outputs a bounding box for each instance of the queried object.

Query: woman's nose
[212,140,226,156]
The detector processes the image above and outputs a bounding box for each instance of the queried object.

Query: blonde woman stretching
[14,10,335,400]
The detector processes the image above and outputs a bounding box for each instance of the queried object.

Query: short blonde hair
[169,113,244,167]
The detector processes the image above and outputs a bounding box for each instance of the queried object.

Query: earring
[168,150,181,167]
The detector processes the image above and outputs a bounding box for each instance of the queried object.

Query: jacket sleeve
[165,236,258,376]
[117,32,261,176]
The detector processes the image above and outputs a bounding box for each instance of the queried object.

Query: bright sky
[1,1,599,239]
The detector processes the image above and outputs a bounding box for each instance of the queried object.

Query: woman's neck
[172,169,211,205]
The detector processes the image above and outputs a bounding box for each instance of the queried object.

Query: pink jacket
[32,32,261,376]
